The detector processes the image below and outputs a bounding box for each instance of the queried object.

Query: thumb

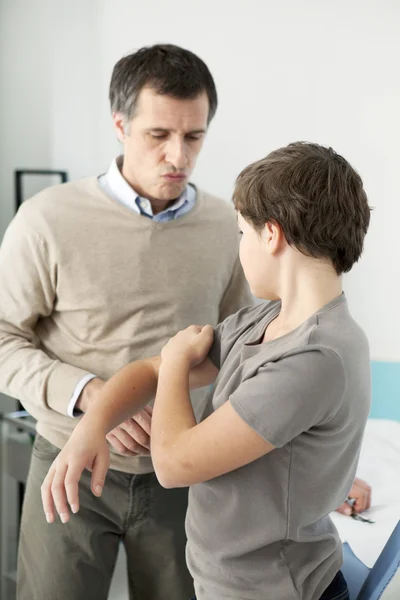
[336,502,352,516]
[91,446,110,497]
[200,324,214,339]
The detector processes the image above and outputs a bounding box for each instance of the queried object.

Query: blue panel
[370,361,400,421]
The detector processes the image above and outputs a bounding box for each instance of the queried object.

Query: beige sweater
[0,177,252,473]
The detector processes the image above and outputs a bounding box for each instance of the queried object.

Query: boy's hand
[161,325,214,368]
[41,422,110,525]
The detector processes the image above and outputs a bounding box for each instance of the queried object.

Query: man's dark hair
[109,44,218,124]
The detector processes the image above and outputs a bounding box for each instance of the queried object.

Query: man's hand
[161,325,214,368]
[41,421,110,524]
[106,405,153,456]
[336,477,372,516]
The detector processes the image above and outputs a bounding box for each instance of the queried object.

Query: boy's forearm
[151,358,196,487]
[81,357,161,434]
[154,359,196,444]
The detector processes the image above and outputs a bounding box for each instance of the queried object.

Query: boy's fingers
[65,462,86,514]
[50,463,70,523]
[41,465,56,523]
[91,449,109,497]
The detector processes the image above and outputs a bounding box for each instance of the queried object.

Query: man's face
[113,87,209,206]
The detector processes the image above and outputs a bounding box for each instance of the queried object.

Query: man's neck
[119,158,181,214]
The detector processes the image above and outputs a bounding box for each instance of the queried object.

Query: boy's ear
[263,221,285,254]
[262,222,274,240]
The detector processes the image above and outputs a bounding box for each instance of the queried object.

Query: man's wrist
[75,377,105,413]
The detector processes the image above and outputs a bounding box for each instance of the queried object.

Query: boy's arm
[41,354,218,524]
[80,355,218,432]
[152,333,346,490]
[152,327,275,488]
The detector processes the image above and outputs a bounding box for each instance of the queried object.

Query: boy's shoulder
[220,300,279,339]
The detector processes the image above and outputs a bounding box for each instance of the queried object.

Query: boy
[42,142,371,600]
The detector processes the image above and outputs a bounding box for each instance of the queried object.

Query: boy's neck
[263,268,342,343]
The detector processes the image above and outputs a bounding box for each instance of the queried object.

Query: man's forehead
[134,87,209,125]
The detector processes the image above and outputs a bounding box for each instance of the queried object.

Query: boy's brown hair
[233,142,371,274]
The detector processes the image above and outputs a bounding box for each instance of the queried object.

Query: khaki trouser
[17,434,193,600]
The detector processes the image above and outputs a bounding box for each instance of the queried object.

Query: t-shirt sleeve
[208,321,225,369]
[208,304,264,369]
[229,347,346,447]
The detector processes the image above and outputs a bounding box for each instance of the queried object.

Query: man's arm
[0,210,93,416]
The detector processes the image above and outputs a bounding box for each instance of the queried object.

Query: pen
[345,497,375,524]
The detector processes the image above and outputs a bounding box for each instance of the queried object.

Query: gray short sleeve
[229,347,346,447]
[208,322,225,369]
[208,302,277,369]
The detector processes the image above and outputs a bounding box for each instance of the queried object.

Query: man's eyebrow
[145,128,206,134]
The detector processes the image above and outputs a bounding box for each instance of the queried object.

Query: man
[0,44,370,600]
[0,44,251,600]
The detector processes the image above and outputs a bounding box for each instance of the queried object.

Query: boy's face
[237,213,280,300]
[112,87,209,209]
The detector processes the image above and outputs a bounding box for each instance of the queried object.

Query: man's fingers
[122,419,151,449]
[106,433,138,456]
[41,465,57,523]
[115,426,148,451]
[131,410,152,436]
[107,430,150,455]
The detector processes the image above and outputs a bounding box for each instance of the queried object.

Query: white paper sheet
[330,419,400,568]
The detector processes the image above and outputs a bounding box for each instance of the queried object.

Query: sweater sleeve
[0,210,93,417]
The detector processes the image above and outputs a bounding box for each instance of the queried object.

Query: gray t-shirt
[186,294,371,600]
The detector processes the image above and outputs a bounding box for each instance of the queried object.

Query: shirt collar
[105,156,189,217]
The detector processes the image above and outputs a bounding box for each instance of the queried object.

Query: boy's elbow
[157,474,178,489]
[153,453,190,489]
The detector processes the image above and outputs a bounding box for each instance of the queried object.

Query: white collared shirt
[98,156,196,221]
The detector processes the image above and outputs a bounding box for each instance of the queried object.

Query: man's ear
[112,112,126,143]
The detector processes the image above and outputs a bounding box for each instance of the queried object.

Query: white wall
[0,0,53,237]
[1,0,399,361]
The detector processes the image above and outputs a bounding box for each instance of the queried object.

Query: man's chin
[158,180,187,199]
